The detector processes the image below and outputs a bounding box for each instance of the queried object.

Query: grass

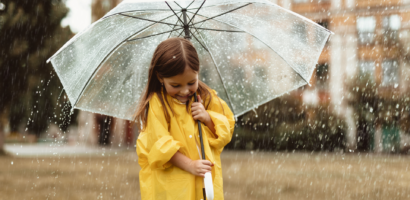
[1,150,409,200]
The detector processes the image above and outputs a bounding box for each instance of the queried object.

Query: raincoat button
[189,135,192,138]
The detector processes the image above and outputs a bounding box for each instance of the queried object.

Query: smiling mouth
[177,94,193,99]
[177,95,190,99]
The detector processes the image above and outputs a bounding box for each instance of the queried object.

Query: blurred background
[1,0,410,199]
[1,0,409,154]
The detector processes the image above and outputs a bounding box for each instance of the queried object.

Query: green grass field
[1,150,409,200]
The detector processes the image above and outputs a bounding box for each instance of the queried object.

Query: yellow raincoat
[137,90,235,200]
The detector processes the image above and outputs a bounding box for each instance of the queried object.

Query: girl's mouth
[176,93,194,102]
[177,94,191,99]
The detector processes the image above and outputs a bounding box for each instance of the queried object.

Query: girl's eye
[188,82,195,86]
[171,85,179,88]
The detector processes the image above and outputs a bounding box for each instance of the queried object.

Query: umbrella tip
[46,58,51,63]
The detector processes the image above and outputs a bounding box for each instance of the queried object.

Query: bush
[226,94,347,151]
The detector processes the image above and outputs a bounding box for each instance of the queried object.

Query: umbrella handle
[204,172,214,200]
[194,92,214,200]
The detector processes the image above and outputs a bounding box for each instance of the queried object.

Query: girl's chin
[176,97,188,103]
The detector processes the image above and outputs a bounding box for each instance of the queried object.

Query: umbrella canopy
[48,0,331,120]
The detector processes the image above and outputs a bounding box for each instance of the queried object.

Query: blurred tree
[346,77,410,152]
[227,93,347,151]
[0,0,74,154]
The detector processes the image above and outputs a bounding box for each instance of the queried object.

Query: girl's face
[159,66,198,103]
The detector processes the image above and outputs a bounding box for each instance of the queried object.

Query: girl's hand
[188,160,214,177]
[191,95,211,124]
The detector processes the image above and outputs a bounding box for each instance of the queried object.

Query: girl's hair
[133,37,214,131]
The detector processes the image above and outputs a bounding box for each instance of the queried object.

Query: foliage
[226,93,347,151]
[346,77,410,131]
[346,76,410,151]
[0,0,76,136]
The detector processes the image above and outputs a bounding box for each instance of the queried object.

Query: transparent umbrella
[48,0,331,121]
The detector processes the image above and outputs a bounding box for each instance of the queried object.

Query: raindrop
[11,161,13,165]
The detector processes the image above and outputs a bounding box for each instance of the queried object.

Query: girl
[134,37,235,200]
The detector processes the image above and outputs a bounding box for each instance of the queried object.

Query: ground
[1,149,409,200]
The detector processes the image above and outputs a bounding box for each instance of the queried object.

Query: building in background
[289,0,410,152]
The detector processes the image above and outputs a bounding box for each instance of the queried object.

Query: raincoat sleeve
[203,90,235,152]
[136,94,183,170]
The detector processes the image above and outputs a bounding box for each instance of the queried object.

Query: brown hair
[133,37,214,131]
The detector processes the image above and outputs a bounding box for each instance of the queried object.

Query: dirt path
[1,151,409,200]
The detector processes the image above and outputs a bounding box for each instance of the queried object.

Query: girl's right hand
[188,160,213,177]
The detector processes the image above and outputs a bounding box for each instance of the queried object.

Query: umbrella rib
[168,12,184,38]
[119,13,182,27]
[187,11,310,84]
[127,28,184,41]
[194,27,245,33]
[192,3,252,26]
[187,0,206,25]
[188,29,209,52]
[195,29,236,112]
[185,14,209,52]
[185,0,195,9]
[71,13,180,108]
[173,1,183,9]
[177,29,185,37]
[165,2,185,25]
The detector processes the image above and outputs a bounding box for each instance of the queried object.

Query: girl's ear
[156,73,164,85]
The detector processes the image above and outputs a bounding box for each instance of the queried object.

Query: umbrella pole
[179,4,209,199]
[182,8,191,40]
[194,92,207,200]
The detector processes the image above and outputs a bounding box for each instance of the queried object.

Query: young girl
[134,37,235,200]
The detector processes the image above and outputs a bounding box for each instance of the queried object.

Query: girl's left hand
[191,95,211,124]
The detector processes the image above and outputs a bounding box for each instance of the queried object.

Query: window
[382,60,399,87]
[358,60,375,81]
[316,63,329,90]
[357,16,376,45]
[383,15,401,45]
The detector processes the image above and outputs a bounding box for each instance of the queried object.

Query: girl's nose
[181,88,190,96]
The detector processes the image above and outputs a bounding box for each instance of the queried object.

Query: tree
[228,92,347,151]
[346,76,410,152]
[0,0,74,154]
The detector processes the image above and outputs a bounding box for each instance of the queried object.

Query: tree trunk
[0,130,4,155]
[0,108,9,156]
[0,113,5,155]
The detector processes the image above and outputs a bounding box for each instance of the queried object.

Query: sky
[61,0,92,33]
